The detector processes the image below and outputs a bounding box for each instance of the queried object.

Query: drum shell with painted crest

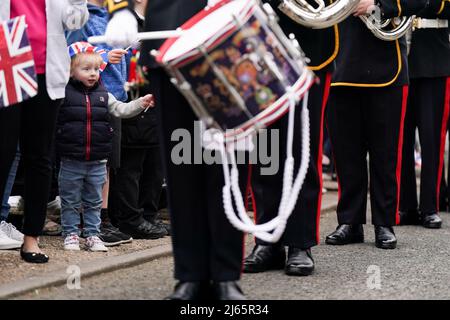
[156,0,315,141]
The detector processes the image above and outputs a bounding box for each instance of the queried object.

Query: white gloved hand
[105,10,138,48]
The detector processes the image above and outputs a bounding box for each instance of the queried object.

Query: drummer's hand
[139,94,155,109]
[105,10,138,47]
[353,0,375,16]
[108,49,128,64]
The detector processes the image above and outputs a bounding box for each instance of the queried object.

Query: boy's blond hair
[70,52,104,76]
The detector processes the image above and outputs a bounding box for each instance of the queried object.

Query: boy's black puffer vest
[56,79,113,161]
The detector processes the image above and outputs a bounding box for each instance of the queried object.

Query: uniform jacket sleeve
[416,0,450,18]
[62,0,90,31]
[377,0,428,18]
[108,93,144,118]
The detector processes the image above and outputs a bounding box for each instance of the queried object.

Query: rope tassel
[220,88,311,243]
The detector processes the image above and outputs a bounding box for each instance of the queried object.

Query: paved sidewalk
[0,236,172,299]
[0,190,338,299]
[19,194,450,300]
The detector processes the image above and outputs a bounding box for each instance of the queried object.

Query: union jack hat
[68,42,108,72]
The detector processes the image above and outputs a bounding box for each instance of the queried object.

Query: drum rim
[156,0,253,65]
[155,0,316,142]
[224,71,316,142]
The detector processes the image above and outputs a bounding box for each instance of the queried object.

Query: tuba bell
[359,14,414,41]
[278,0,361,29]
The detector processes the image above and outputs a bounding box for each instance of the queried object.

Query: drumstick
[88,30,185,45]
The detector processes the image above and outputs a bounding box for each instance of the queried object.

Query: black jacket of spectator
[122,11,159,148]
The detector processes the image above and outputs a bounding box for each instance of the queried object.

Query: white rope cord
[220,87,311,243]
[220,92,300,234]
[275,87,298,229]
[268,92,310,242]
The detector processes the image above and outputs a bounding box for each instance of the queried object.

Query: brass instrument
[278,0,413,41]
[360,15,414,41]
[278,0,360,29]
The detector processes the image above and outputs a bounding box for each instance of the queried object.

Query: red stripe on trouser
[241,232,246,274]
[242,164,253,273]
[325,93,341,216]
[395,86,409,225]
[244,164,252,211]
[245,164,259,245]
[436,77,450,212]
[316,72,332,244]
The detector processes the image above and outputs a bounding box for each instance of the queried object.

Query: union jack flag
[0,15,38,108]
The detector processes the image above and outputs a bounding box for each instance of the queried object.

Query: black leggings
[0,75,62,236]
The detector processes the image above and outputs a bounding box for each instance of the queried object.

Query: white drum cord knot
[219,86,311,243]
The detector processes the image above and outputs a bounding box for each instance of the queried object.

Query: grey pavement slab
[14,194,450,300]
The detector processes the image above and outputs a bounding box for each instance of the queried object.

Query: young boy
[66,0,133,246]
[57,44,154,251]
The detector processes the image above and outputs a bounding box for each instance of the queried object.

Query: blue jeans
[59,158,107,237]
[0,148,20,221]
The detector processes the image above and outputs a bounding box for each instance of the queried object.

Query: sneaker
[146,213,171,236]
[64,234,80,251]
[7,196,23,209]
[47,196,61,210]
[0,230,22,250]
[154,220,171,236]
[43,218,62,236]
[98,229,123,247]
[8,196,24,215]
[85,236,108,252]
[101,222,133,244]
[0,221,24,242]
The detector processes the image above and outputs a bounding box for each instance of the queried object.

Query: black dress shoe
[243,244,285,273]
[119,220,167,239]
[374,226,397,249]
[20,245,49,264]
[422,213,442,229]
[166,281,210,300]
[325,224,364,245]
[398,211,421,226]
[211,281,246,300]
[285,247,314,276]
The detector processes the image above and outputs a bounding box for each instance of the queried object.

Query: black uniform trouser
[400,77,450,215]
[0,75,62,236]
[252,71,331,249]
[327,85,408,226]
[150,68,245,282]
[446,126,450,211]
[114,146,164,228]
